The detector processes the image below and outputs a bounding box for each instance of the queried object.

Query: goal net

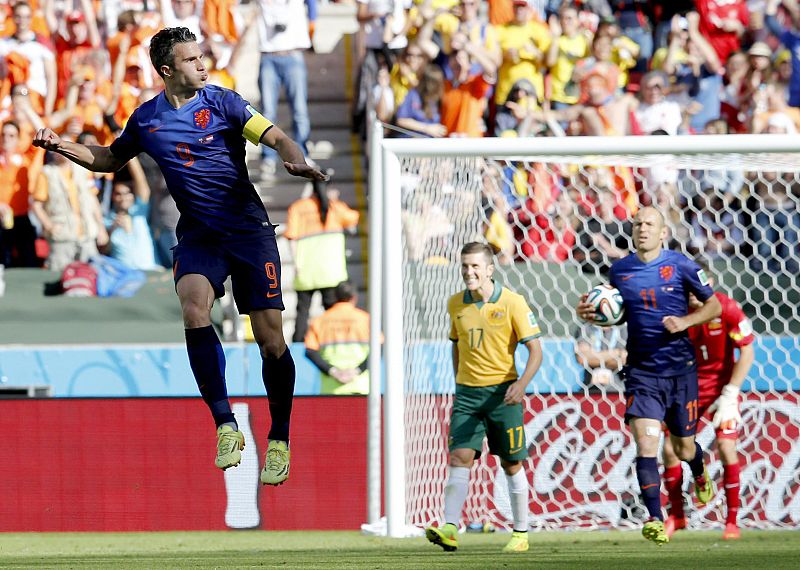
[374,134,800,535]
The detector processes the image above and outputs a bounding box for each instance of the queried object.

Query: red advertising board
[0,397,368,531]
[408,392,800,530]
[4,393,799,532]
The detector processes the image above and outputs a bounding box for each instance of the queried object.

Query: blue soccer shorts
[173,225,284,314]
[622,366,699,437]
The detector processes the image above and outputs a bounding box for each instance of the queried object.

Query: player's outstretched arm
[260,125,329,181]
[33,128,128,173]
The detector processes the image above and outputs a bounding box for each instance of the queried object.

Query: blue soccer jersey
[109,85,274,237]
[610,250,714,375]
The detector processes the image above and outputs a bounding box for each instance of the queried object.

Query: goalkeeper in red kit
[661,267,755,541]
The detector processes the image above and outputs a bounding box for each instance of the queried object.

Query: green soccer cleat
[502,531,529,552]
[260,440,290,485]
[694,466,716,505]
[214,425,245,470]
[642,518,669,546]
[426,523,458,552]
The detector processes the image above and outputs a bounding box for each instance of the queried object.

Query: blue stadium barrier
[0,337,796,397]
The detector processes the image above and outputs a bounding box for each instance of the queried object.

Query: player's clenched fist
[662,315,690,333]
[32,128,63,151]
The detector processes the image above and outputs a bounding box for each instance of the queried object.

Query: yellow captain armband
[243,105,274,145]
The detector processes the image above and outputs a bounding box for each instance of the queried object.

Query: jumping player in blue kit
[33,27,328,486]
[576,207,722,545]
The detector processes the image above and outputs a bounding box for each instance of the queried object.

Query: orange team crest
[659,265,674,281]
[194,108,211,129]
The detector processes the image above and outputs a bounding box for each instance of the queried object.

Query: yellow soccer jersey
[495,20,552,104]
[549,33,590,104]
[448,282,542,387]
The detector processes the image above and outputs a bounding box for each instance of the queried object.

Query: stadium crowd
[361,0,800,274]
[1,0,799,280]
[0,0,294,274]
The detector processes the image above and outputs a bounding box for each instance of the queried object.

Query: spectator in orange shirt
[0,82,45,152]
[0,1,57,116]
[304,280,372,395]
[487,0,514,27]
[0,0,49,39]
[441,44,496,137]
[0,120,41,266]
[48,66,112,146]
[106,11,159,91]
[204,0,241,44]
[46,0,101,101]
[284,175,360,342]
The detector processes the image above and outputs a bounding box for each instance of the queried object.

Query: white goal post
[368,129,800,538]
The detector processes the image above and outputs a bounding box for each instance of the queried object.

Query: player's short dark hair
[149,27,197,78]
[460,242,495,264]
[335,280,356,303]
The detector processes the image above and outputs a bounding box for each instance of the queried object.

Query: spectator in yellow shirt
[495,0,551,104]
[546,4,590,106]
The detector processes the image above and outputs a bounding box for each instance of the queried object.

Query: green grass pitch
[1,529,799,569]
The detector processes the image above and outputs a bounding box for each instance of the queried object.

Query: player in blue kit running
[33,27,328,486]
[576,207,722,545]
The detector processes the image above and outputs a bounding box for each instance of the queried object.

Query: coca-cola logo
[471,395,800,530]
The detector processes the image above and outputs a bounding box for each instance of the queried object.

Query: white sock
[443,466,470,526]
[506,469,529,533]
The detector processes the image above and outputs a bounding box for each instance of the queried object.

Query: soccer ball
[586,284,625,326]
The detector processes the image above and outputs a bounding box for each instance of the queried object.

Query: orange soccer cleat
[722,523,741,540]
[664,515,687,539]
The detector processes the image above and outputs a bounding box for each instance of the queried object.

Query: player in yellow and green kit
[426,242,543,553]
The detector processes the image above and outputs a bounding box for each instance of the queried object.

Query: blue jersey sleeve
[109,109,143,162]
[680,257,714,302]
[220,89,274,146]
[608,260,619,289]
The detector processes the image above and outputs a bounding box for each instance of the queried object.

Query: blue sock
[262,347,296,442]
[185,326,235,428]
[686,442,706,479]
[635,456,662,520]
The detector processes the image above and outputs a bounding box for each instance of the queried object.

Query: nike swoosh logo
[641,483,658,490]
[148,125,163,133]
[267,291,280,298]
[621,274,634,281]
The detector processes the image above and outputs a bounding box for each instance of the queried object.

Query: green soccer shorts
[448,382,528,462]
